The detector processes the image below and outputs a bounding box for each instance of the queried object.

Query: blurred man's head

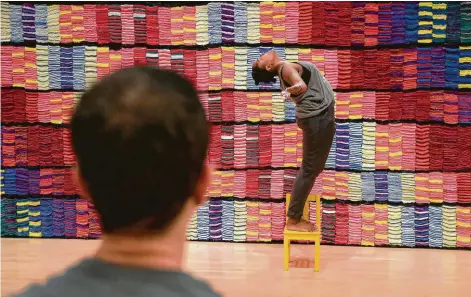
[71,66,210,236]
[251,50,280,85]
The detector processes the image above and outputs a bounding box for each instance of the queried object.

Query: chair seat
[284,228,321,241]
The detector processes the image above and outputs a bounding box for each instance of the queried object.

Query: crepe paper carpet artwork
[1,2,471,249]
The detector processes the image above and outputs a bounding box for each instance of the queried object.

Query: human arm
[280,64,308,102]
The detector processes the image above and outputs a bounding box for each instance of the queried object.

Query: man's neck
[95,230,186,271]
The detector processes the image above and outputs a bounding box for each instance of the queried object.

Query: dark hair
[71,66,209,234]
[251,67,277,85]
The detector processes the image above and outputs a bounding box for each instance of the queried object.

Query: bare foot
[286,218,318,232]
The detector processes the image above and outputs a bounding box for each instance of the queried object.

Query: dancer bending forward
[252,50,335,232]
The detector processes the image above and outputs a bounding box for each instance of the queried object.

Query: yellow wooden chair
[283,193,321,271]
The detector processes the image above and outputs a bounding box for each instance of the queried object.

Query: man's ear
[192,163,212,206]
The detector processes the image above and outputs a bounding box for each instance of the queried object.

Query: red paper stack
[444,92,459,124]
[222,47,235,89]
[75,199,89,238]
[443,126,458,171]
[377,49,391,90]
[312,49,325,75]
[335,203,349,245]
[321,170,336,200]
[109,49,122,73]
[456,206,471,248]
[429,125,444,171]
[260,2,273,44]
[132,47,146,66]
[325,2,339,46]
[375,92,390,121]
[429,172,444,203]
[351,2,365,46]
[196,49,209,91]
[245,201,259,242]
[158,7,171,45]
[350,50,364,89]
[390,49,404,90]
[234,91,247,122]
[362,91,376,119]
[209,125,221,167]
[96,48,110,80]
[415,173,429,204]
[170,7,184,46]
[15,127,28,166]
[258,170,271,200]
[246,170,260,198]
[246,126,259,167]
[415,125,430,171]
[270,170,284,200]
[364,49,378,89]
[364,2,379,46]
[348,204,362,245]
[335,172,349,201]
[120,48,133,68]
[374,204,388,246]
[121,4,135,45]
[1,45,12,87]
[146,5,159,45]
[338,50,351,89]
[324,50,338,88]
[401,123,416,170]
[221,125,234,169]
[443,173,458,203]
[234,124,247,168]
[50,128,64,166]
[39,126,53,166]
[361,204,375,246]
[311,2,325,45]
[208,47,222,91]
[133,4,147,44]
[183,49,197,85]
[59,5,73,43]
[271,125,284,167]
[63,167,76,196]
[2,127,16,167]
[389,92,403,121]
[183,6,196,45]
[246,93,259,123]
[25,91,38,123]
[259,125,272,167]
[285,1,299,44]
[283,168,297,195]
[1,89,14,122]
[401,92,417,121]
[96,5,110,44]
[157,49,170,69]
[388,123,403,170]
[415,90,431,122]
[337,2,352,47]
[27,126,40,166]
[430,91,444,121]
[457,127,471,170]
[13,89,26,123]
[271,202,285,240]
[296,127,303,167]
[403,48,417,90]
[24,48,37,90]
[52,168,65,195]
[221,92,235,122]
[375,124,389,170]
[234,171,246,198]
[12,47,25,88]
[171,49,184,75]
[83,5,97,42]
[298,2,312,44]
[63,128,75,166]
[40,168,53,195]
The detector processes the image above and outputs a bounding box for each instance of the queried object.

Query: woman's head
[251,50,279,85]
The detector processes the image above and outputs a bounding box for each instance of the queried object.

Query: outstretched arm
[280,64,308,101]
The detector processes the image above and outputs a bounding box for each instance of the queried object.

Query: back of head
[71,66,209,234]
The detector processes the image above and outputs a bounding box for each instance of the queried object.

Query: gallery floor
[2,238,469,297]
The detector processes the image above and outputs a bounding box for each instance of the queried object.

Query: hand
[286,84,304,96]
[281,90,291,99]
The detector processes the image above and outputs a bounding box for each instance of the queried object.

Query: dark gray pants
[287,102,335,220]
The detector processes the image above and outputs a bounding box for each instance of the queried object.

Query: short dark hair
[71,66,209,234]
[251,67,277,85]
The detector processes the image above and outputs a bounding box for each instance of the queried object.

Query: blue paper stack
[378,2,392,45]
[52,199,64,237]
[349,122,363,170]
[431,47,446,88]
[374,171,388,202]
[361,172,375,202]
[60,47,74,90]
[414,205,429,247]
[21,3,35,42]
[460,2,471,43]
[247,47,260,89]
[432,3,447,43]
[28,199,41,237]
[39,198,52,238]
[445,47,460,89]
[16,168,29,196]
[222,200,235,241]
[429,205,443,248]
[73,46,86,90]
[64,199,77,238]
[16,199,29,237]
[404,2,419,44]
[387,172,402,203]
[209,199,223,241]
[335,123,350,170]
[3,168,16,195]
[197,201,210,240]
[48,46,61,89]
[208,2,222,45]
[234,2,248,43]
[417,47,432,89]
[401,205,416,247]
[221,3,235,43]
[391,2,406,44]
[9,4,23,43]
[1,199,17,236]
[28,169,40,195]
[34,4,48,43]
[446,2,461,43]
[458,46,471,86]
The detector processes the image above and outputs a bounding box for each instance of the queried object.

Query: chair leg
[314,238,320,272]
[283,238,290,271]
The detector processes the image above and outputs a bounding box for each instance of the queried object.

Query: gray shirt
[281,61,335,119]
[12,258,221,297]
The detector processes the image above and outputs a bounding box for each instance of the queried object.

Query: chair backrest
[286,193,321,222]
